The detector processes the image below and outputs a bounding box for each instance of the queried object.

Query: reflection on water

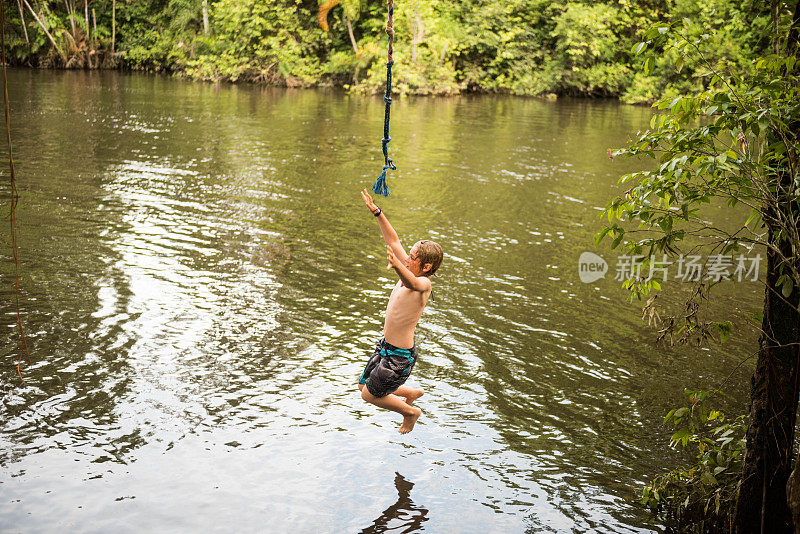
[361,473,428,534]
[0,69,761,532]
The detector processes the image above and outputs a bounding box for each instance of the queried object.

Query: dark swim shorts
[358,338,418,398]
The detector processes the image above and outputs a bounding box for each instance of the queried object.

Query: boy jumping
[358,189,443,434]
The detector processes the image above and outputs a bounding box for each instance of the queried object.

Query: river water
[1,70,761,532]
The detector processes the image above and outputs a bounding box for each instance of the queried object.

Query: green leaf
[706,105,718,115]
[745,208,759,229]
[716,321,734,343]
[700,471,718,486]
[782,277,794,298]
[651,280,661,291]
[633,42,646,55]
[595,227,611,245]
[664,408,676,424]
[671,427,691,447]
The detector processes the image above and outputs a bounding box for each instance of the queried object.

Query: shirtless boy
[358,189,443,434]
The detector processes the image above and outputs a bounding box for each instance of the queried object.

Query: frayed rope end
[372,167,391,197]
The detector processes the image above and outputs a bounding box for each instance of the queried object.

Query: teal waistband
[380,338,414,355]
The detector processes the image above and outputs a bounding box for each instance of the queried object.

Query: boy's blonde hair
[416,240,443,277]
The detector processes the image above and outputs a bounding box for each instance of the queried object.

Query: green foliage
[450,0,553,94]
[600,15,800,311]
[184,0,322,83]
[166,0,202,34]
[548,2,631,95]
[621,0,772,103]
[601,7,800,529]
[0,0,780,96]
[642,390,746,531]
[339,0,363,23]
[117,0,184,70]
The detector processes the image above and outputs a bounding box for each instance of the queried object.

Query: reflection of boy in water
[361,472,429,533]
[358,190,443,434]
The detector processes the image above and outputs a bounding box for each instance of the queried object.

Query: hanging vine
[1,0,30,380]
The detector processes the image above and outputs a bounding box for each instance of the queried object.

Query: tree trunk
[349,14,358,82]
[16,0,28,44]
[345,15,357,54]
[91,6,96,66]
[64,0,76,39]
[437,43,447,68]
[734,5,800,527]
[733,235,800,533]
[111,0,115,53]
[411,10,423,64]
[789,464,800,534]
[84,0,88,41]
[785,4,800,533]
[202,0,209,36]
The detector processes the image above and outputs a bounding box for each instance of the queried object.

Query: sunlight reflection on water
[0,69,761,533]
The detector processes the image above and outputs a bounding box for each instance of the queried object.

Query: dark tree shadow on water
[360,472,430,533]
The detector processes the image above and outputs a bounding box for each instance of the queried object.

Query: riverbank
[9,59,566,100]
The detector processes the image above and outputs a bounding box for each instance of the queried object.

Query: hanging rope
[0,0,31,380]
[372,0,396,197]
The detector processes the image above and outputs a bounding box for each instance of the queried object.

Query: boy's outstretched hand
[361,189,380,215]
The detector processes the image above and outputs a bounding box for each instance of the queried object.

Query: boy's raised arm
[361,189,408,262]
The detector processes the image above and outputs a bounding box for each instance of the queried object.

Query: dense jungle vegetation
[3,0,774,102]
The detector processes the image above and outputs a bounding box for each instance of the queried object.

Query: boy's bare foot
[399,407,422,434]
[403,388,424,405]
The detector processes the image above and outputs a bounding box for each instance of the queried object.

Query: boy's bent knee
[361,386,375,402]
